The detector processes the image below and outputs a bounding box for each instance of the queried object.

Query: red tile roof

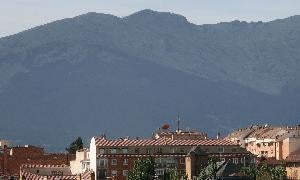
[94,137,237,147]
[20,164,69,168]
[81,170,94,180]
[20,170,77,180]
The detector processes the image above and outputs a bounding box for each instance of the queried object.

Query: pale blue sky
[0,0,300,37]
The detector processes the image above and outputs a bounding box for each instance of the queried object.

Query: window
[157,147,163,153]
[180,170,186,175]
[123,158,128,165]
[123,170,128,176]
[232,148,237,152]
[134,148,140,154]
[241,157,244,164]
[111,159,117,165]
[180,158,185,164]
[268,142,273,146]
[257,143,261,147]
[122,148,128,154]
[146,148,151,154]
[155,169,165,175]
[97,158,108,168]
[51,171,63,176]
[111,149,117,154]
[220,158,225,162]
[218,147,224,153]
[111,170,117,176]
[233,158,238,164]
[180,148,185,153]
[99,148,105,154]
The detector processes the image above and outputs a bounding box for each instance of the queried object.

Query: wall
[0,146,74,176]
[89,138,97,179]
[22,166,72,176]
[282,137,300,160]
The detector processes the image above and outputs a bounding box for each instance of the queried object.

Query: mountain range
[0,9,299,151]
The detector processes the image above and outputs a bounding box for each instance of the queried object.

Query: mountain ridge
[0,10,299,150]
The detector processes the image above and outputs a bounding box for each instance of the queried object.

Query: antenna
[177,112,180,132]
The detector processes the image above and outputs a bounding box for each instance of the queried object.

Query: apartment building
[89,135,254,180]
[226,124,300,160]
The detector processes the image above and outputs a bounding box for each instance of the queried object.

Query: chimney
[217,132,221,140]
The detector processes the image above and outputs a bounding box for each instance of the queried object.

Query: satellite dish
[162,124,170,130]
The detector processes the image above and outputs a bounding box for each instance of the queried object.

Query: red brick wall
[0,146,75,176]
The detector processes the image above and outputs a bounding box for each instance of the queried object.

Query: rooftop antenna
[176,112,180,132]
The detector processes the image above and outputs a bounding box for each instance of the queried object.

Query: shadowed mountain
[0,10,299,150]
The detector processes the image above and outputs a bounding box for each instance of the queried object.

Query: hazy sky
[0,0,300,37]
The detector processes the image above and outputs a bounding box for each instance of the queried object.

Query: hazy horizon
[1,0,300,38]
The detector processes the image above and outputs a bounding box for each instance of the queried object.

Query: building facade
[226,125,300,160]
[89,136,254,180]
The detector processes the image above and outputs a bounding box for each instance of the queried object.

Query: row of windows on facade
[97,158,186,167]
[246,142,275,147]
[222,157,250,164]
[110,169,186,177]
[99,147,183,154]
[110,170,128,177]
[99,147,228,154]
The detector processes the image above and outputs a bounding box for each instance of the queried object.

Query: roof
[20,170,77,180]
[20,164,77,180]
[226,128,256,139]
[81,170,94,180]
[216,160,239,177]
[93,137,237,147]
[21,164,69,168]
[245,126,298,141]
[285,148,300,163]
[187,145,207,156]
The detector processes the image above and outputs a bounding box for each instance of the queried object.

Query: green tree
[197,159,217,180]
[128,157,155,180]
[162,169,179,180]
[243,165,287,180]
[197,168,207,180]
[65,137,83,154]
[241,166,257,180]
[270,166,287,180]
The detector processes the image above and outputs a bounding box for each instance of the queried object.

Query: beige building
[20,164,94,180]
[20,164,77,179]
[226,125,300,160]
[70,148,91,174]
